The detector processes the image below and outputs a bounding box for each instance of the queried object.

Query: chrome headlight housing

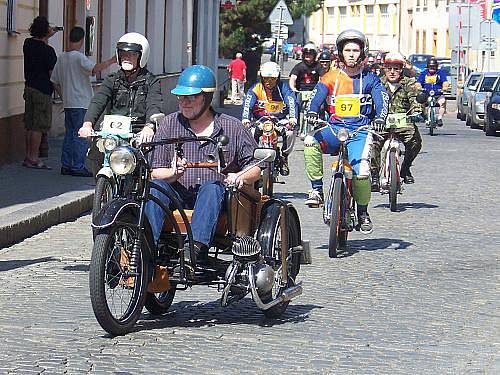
[103,136,119,151]
[109,146,136,175]
[337,127,349,142]
[429,90,435,96]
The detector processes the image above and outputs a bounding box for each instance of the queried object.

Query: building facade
[0,0,220,165]
[308,0,400,53]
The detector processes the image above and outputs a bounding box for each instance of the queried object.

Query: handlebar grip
[185,162,219,168]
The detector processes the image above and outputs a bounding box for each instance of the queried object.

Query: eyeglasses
[385,67,402,72]
[176,94,201,102]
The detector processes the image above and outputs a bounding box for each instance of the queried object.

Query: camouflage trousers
[371,124,422,175]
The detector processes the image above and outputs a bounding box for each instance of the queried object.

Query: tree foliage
[219,0,322,58]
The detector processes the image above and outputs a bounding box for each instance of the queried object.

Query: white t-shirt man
[51,51,95,109]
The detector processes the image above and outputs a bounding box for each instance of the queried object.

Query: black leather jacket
[84,68,163,130]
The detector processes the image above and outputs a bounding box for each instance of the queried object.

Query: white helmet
[259,61,280,78]
[116,32,150,68]
[384,52,406,66]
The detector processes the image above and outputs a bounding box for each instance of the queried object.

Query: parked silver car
[467,73,500,129]
[457,72,481,121]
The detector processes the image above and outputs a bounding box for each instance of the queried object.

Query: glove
[288,118,297,129]
[372,119,385,132]
[306,112,318,124]
[242,119,251,128]
[409,113,424,123]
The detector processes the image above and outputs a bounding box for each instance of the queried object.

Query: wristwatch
[145,122,156,132]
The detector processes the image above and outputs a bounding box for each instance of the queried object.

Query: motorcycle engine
[232,235,261,257]
[254,263,275,294]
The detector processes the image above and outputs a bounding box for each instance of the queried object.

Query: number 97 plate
[335,97,361,117]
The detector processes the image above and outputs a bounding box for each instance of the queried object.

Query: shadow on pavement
[63,264,90,272]
[373,202,439,211]
[317,238,413,258]
[0,256,58,271]
[133,298,322,332]
[275,192,308,200]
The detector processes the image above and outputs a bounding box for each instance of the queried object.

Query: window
[327,7,334,17]
[339,6,346,16]
[379,4,388,15]
[365,5,374,15]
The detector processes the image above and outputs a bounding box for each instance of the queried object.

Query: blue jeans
[145,180,226,246]
[61,108,88,171]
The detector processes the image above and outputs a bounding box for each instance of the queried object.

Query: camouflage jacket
[381,75,423,115]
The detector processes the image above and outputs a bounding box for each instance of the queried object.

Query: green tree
[219,0,322,58]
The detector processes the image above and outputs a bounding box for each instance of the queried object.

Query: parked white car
[457,72,482,121]
[467,73,500,129]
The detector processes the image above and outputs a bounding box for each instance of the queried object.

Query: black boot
[371,173,380,192]
[401,161,415,184]
[280,156,290,176]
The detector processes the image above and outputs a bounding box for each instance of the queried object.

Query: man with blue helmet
[145,65,262,271]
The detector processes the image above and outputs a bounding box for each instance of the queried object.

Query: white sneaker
[305,190,324,207]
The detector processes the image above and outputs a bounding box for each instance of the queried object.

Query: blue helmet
[171,65,217,96]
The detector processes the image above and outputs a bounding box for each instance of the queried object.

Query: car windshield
[480,77,498,91]
[440,64,451,76]
[468,75,480,87]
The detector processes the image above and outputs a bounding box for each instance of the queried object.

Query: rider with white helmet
[242,61,298,175]
[79,32,163,146]
[289,42,324,92]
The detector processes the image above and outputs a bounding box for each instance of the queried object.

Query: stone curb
[0,188,94,249]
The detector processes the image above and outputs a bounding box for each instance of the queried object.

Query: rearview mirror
[149,113,165,123]
[253,148,276,162]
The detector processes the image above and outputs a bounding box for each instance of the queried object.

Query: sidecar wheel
[89,214,150,336]
[145,289,176,315]
[257,203,301,318]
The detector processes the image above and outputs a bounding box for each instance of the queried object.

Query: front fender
[92,197,140,229]
[260,198,302,244]
[96,166,113,179]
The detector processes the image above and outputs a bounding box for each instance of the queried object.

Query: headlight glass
[103,137,118,151]
[429,90,435,96]
[337,127,349,142]
[262,121,274,134]
[109,146,136,175]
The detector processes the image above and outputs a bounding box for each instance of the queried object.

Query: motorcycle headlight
[429,90,435,96]
[109,146,136,175]
[262,121,274,134]
[337,127,349,142]
[103,136,118,151]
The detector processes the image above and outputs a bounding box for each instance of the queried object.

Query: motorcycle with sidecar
[88,134,308,336]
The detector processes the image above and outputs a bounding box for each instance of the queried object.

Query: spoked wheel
[389,150,399,212]
[92,177,114,238]
[89,214,150,336]
[144,289,176,315]
[262,167,274,197]
[327,177,346,258]
[257,203,301,318]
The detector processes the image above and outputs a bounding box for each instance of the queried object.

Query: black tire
[89,214,150,336]
[262,168,274,197]
[92,177,114,237]
[145,289,176,315]
[465,114,472,127]
[429,125,435,136]
[485,118,496,136]
[328,177,343,258]
[257,203,301,318]
[389,150,398,212]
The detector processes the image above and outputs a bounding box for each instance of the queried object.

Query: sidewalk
[0,103,243,249]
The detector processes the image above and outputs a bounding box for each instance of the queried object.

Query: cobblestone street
[1,114,499,374]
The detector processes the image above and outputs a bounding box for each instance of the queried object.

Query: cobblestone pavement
[0,114,499,374]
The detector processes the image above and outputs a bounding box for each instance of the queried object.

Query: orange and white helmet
[384,52,406,66]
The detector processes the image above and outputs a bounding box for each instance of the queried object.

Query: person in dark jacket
[78,32,163,143]
[22,16,58,170]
